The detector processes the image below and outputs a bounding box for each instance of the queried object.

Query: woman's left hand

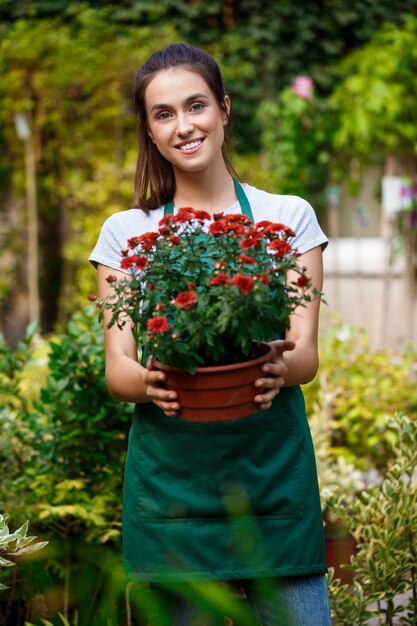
[254,340,296,410]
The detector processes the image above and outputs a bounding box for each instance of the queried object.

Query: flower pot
[325,521,356,584]
[154,341,276,422]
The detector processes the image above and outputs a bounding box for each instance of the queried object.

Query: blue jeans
[142,575,332,625]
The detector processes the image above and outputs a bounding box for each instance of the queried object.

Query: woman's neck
[172,163,237,214]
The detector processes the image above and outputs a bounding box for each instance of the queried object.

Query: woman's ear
[222,95,231,126]
[148,131,155,143]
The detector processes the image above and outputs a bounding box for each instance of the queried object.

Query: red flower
[267,223,296,237]
[297,275,310,288]
[173,291,198,309]
[187,282,197,289]
[120,257,135,269]
[209,220,227,236]
[240,237,260,250]
[120,255,148,270]
[231,273,254,295]
[127,236,141,249]
[147,316,171,333]
[209,273,230,286]
[237,253,256,265]
[105,275,118,283]
[225,214,252,225]
[259,273,270,286]
[268,240,292,258]
[121,249,129,257]
[255,220,273,229]
[159,225,171,236]
[170,235,181,245]
[87,294,96,301]
[173,207,195,223]
[226,222,246,236]
[159,214,174,227]
[155,303,165,311]
[213,212,225,221]
[193,210,211,221]
[214,260,226,269]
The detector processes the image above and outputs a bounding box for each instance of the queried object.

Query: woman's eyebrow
[150,93,209,113]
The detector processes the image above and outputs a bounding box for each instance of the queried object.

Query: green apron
[122,181,327,581]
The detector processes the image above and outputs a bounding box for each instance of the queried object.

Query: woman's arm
[254,245,324,408]
[98,263,179,412]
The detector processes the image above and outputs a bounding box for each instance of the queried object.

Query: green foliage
[0,514,47,591]
[258,83,334,214]
[330,15,417,165]
[0,6,175,329]
[303,323,417,470]
[327,413,417,625]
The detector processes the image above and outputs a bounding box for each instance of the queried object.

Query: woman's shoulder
[101,206,164,236]
[246,184,313,215]
[245,184,328,254]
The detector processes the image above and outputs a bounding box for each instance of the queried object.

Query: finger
[261,361,288,377]
[254,387,281,405]
[255,376,285,391]
[270,339,296,355]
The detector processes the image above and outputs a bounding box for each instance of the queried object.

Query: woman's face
[145,68,230,175]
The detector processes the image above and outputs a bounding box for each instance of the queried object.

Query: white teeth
[179,140,202,151]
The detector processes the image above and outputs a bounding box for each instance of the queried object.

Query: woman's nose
[175,114,193,137]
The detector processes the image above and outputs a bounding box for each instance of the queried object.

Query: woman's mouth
[177,139,204,152]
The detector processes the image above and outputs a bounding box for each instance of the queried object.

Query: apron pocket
[129,405,305,522]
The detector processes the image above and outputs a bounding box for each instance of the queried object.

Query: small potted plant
[98,208,320,421]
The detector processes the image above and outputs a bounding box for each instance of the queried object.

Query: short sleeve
[89,213,128,273]
[285,198,328,255]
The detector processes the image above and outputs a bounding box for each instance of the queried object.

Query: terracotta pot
[154,341,276,422]
[325,523,356,584]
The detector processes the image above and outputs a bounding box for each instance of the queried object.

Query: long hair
[133,43,238,211]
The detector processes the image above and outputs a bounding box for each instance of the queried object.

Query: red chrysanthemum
[231,273,254,295]
[133,255,148,269]
[259,273,270,287]
[225,214,252,225]
[105,275,118,283]
[187,282,197,289]
[297,275,310,288]
[170,235,181,245]
[237,253,257,265]
[268,240,292,258]
[209,220,227,236]
[239,237,260,250]
[121,249,129,257]
[226,222,246,236]
[147,316,171,333]
[266,223,296,238]
[120,257,134,269]
[173,207,195,223]
[87,294,96,301]
[209,273,230,286]
[193,210,211,221]
[213,212,225,221]
[127,236,141,249]
[173,291,198,309]
[159,214,174,227]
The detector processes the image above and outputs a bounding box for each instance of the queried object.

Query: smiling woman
[89,43,331,626]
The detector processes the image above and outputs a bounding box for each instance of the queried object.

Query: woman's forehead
[145,68,212,107]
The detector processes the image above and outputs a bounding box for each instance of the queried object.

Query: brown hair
[133,43,238,211]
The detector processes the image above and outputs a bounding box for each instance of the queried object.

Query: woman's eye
[157,111,171,120]
[190,102,205,112]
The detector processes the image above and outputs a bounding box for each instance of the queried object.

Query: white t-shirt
[89,184,328,273]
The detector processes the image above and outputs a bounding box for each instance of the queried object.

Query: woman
[90,43,331,626]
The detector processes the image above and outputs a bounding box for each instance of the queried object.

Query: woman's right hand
[143,358,180,417]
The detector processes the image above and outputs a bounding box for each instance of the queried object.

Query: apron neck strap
[164,179,253,220]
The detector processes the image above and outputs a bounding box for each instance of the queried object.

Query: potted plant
[98,207,320,421]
